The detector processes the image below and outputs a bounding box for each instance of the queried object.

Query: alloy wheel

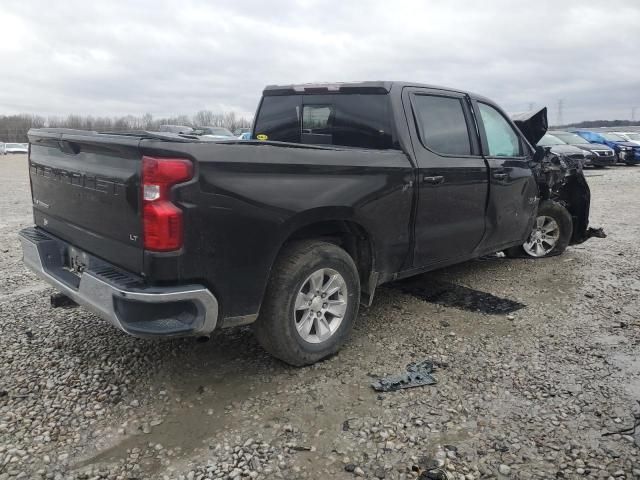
[523,215,561,257]
[293,268,348,344]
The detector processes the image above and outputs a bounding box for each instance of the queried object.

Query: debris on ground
[587,227,607,239]
[288,445,313,452]
[371,360,437,392]
[418,470,449,480]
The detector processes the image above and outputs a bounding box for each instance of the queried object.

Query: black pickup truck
[20,81,599,365]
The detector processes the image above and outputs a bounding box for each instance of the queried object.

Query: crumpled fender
[555,172,606,244]
[510,107,605,246]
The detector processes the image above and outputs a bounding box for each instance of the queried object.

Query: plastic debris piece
[371,360,437,392]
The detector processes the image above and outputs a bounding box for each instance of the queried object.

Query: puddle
[394,278,526,315]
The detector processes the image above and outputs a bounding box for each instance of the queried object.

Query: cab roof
[262,81,471,96]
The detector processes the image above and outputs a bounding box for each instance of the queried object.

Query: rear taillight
[142,156,193,252]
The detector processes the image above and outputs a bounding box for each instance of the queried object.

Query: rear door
[28,130,144,273]
[403,87,489,268]
[472,100,538,250]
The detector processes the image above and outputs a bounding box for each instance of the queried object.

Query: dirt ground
[1,154,639,480]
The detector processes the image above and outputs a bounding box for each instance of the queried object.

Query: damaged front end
[534,150,605,244]
[512,108,605,245]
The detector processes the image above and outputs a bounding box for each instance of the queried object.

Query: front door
[403,87,489,268]
[472,100,538,250]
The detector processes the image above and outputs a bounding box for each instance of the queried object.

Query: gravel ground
[1,154,639,480]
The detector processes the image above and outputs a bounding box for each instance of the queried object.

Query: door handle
[492,173,508,180]
[423,175,444,185]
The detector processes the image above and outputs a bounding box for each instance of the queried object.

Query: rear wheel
[253,240,360,366]
[506,200,572,258]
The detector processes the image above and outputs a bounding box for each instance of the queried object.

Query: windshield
[623,133,640,140]
[601,132,625,141]
[553,132,589,144]
[537,134,565,146]
[6,143,24,148]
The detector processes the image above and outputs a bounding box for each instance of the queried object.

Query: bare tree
[0,110,253,142]
[193,110,214,126]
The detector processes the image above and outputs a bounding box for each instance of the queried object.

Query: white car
[612,131,640,146]
[4,143,28,154]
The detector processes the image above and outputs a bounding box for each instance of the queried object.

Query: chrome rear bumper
[19,227,219,338]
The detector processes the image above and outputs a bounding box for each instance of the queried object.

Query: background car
[612,131,640,147]
[238,131,252,140]
[157,125,194,134]
[571,130,640,165]
[4,142,28,154]
[537,133,591,167]
[234,127,251,136]
[195,126,235,139]
[548,130,616,167]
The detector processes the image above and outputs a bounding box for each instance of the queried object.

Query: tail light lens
[142,156,193,251]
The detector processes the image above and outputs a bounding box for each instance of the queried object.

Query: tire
[253,240,360,366]
[505,200,573,258]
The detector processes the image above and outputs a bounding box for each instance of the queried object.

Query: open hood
[510,107,548,146]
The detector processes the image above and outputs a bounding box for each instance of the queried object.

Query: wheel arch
[271,209,378,306]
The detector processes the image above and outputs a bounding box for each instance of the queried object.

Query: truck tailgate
[28,129,143,274]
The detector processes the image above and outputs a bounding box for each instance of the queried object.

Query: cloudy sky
[1,0,639,124]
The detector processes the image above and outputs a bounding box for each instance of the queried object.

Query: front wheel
[253,240,360,366]
[506,200,573,258]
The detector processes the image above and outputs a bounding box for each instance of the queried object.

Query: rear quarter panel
[139,141,414,319]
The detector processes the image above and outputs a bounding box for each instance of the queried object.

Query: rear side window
[254,94,398,150]
[411,95,471,156]
[478,103,522,157]
[253,95,301,143]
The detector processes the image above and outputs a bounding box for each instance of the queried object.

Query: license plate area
[64,246,90,277]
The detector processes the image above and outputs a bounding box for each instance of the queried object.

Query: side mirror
[532,145,548,163]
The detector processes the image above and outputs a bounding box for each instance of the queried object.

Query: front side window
[412,95,471,156]
[478,103,521,157]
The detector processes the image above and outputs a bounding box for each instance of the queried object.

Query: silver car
[4,143,28,154]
